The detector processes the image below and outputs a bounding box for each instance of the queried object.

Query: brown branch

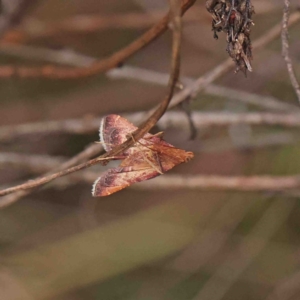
[1,131,298,178]
[0,0,193,79]
[201,132,298,152]
[0,155,111,197]
[11,173,300,193]
[0,142,103,208]
[1,153,300,208]
[0,116,101,140]
[11,1,278,41]
[123,0,182,142]
[2,1,297,204]
[2,41,296,113]
[282,0,300,103]
[164,112,300,127]
[0,0,184,200]
[13,7,203,38]
[108,66,299,112]
[168,10,300,109]
[0,9,298,136]
[136,174,300,191]
[0,43,96,67]
[205,84,300,112]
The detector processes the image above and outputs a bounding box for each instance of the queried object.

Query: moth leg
[140,148,163,175]
[125,131,165,141]
[96,155,127,161]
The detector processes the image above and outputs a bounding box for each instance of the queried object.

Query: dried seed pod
[205,0,254,74]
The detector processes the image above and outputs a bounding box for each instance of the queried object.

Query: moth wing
[92,165,159,197]
[150,144,194,172]
[99,114,137,151]
[99,114,155,153]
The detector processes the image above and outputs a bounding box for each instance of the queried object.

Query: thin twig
[202,132,298,152]
[161,111,300,127]
[10,1,278,41]
[0,0,184,199]
[168,10,300,109]
[10,173,300,193]
[0,155,110,197]
[0,152,63,172]
[282,0,300,103]
[0,142,103,208]
[2,111,300,142]
[0,116,101,140]
[1,131,297,177]
[0,43,96,67]
[205,84,299,112]
[1,3,298,204]
[136,174,300,191]
[108,66,299,112]
[0,49,291,114]
[115,10,300,125]
[123,0,182,143]
[14,7,202,38]
[2,162,300,208]
[0,0,194,79]
[0,9,298,136]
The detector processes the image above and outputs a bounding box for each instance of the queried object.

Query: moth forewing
[99,114,137,151]
[92,165,159,197]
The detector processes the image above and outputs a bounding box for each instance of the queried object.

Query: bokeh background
[1,0,300,299]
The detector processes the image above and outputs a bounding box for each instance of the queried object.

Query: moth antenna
[96,156,125,161]
[147,131,164,139]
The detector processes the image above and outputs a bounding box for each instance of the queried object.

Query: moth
[92,114,194,197]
